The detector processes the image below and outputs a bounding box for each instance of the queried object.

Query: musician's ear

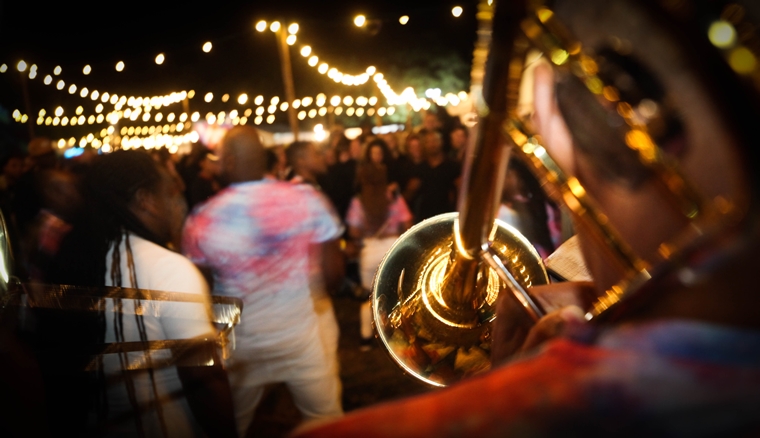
[532,63,576,177]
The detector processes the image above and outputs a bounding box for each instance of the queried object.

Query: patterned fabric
[183,179,343,342]
[295,320,760,437]
[345,195,412,238]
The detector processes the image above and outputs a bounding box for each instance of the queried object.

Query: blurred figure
[42,150,235,437]
[288,140,345,403]
[346,139,412,349]
[294,0,760,435]
[405,130,461,223]
[187,150,221,210]
[448,125,468,162]
[183,127,344,436]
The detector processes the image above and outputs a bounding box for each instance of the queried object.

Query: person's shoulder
[130,236,208,293]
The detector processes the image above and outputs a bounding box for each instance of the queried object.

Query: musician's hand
[491,281,595,365]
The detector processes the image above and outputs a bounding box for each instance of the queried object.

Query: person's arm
[176,341,238,438]
[403,177,421,203]
[491,281,595,365]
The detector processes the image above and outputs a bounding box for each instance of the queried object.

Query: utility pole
[276,28,299,141]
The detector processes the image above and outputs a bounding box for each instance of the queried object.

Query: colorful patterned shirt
[182,179,343,349]
[295,319,760,437]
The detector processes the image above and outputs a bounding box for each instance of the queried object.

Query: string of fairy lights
[3,7,476,152]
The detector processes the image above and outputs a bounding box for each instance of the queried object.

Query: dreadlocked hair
[79,149,171,437]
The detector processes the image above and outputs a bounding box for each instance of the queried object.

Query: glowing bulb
[399,15,409,25]
[280,102,289,111]
[270,21,281,32]
[709,21,737,49]
[343,96,354,106]
[238,93,248,104]
[254,95,264,105]
[54,66,62,75]
[318,107,327,116]
[80,88,89,98]
[28,70,37,79]
[266,114,275,124]
[308,109,317,118]
[0,64,6,73]
[155,53,165,65]
[205,92,213,102]
[17,60,27,72]
[308,55,318,66]
[191,112,200,122]
[83,65,91,75]
[302,96,313,106]
[318,63,328,74]
[452,6,463,17]
[354,15,366,27]
[288,23,299,34]
[366,66,376,75]
[298,111,306,120]
[286,35,297,45]
[271,96,280,105]
[202,41,212,52]
[255,20,267,32]
[300,46,311,57]
[222,94,230,103]
[91,90,99,100]
[68,84,77,94]
[254,116,263,125]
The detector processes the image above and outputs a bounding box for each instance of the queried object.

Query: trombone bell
[372,213,548,387]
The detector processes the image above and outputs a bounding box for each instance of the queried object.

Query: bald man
[182,127,345,436]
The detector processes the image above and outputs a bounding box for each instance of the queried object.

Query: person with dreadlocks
[46,149,236,437]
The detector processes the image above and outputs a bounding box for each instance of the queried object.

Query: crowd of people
[3,0,759,435]
[0,108,559,436]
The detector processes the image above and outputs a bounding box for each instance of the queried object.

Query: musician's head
[87,149,186,249]
[527,0,760,324]
[219,126,267,184]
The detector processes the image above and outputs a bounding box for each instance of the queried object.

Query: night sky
[0,0,479,144]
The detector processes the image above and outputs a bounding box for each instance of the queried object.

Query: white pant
[227,304,342,437]
[359,236,398,291]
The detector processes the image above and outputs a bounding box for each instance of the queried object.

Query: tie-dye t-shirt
[182,179,343,348]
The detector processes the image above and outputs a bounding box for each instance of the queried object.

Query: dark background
[0,0,478,147]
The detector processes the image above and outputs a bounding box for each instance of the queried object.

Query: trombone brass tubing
[439,0,529,318]
[371,0,549,387]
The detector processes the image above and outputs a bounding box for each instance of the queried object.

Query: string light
[452,6,463,17]
[0,64,7,73]
[399,15,409,25]
[288,23,299,34]
[287,35,297,45]
[17,61,27,72]
[354,15,366,27]
[255,20,267,32]
[203,42,213,53]
[54,66,62,75]
[270,21,281,32]
[83,65,91,75]
[238,93,248,104]
[155,53,165,65]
